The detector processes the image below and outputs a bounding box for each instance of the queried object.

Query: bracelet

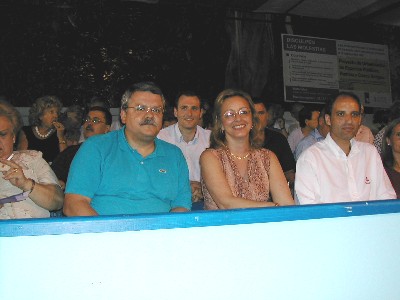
[59,140,66,144]
[29,179,36,194]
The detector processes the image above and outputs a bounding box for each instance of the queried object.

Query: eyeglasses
[223,107,251,120]
[125,105,163,115]
[84,116,105,124]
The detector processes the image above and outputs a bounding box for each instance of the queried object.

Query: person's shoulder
[15,149,42,159]
[157,124,176,141]
[156,137,182,152]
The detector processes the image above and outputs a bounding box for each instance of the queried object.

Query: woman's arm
[17,130,28,150]
[268,151,295,206]
[200,150,276,209]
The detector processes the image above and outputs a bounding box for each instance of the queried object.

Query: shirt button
[140,161,144,165]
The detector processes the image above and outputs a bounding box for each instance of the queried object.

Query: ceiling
[137,0,400,27]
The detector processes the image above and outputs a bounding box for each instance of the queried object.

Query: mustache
[140,118,156,126]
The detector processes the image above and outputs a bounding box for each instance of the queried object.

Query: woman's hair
[381,117,400,169]
[0,100,23,135]
[210,89,259,149]
[28,95,63,126]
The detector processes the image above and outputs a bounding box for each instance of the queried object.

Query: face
[174,95,202,131]
[254,103,268,129]
[120,91,164,141]
[305,111,320,129]
[325,97,361,144]
[387,123,400,155]
[40,106,59,128]
[83,110,111,139]
[220,96,253,140]
[318,116,330,138]
[0,116,15,159]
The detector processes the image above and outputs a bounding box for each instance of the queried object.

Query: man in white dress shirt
[158,91,211,204]
[295,92,396,204]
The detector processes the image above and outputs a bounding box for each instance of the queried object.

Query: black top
[51,144,81,183]
[22,126,60,163]
[262,128,296,173]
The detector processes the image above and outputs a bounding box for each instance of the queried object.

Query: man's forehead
[178,95,201,107]
[88,110,105,118]
[129,91,163,105]
[333,97,360,110]
[254,103,267,111]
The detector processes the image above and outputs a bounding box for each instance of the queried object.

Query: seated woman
[381,117,400,198]
[0,100,63,219]
[17,95,66,163]
[200,89,294,210]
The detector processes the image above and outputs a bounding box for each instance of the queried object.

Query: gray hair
[29,95,63,126]
[120,82,166,111]
[0,100,23,135]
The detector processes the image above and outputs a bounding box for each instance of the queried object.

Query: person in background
[354,105,374,144]
[0,100,63,219]
[294,108,330,161]
[285,102,304,134]
[162,105,177,128]
[158,91,211,206]
[295,92,396,204]
[374,101,400,154]
[253,97,296,188]
[287,106,320,153]
[17,95,66,163]
[51,106,112,190]
[200,89,294,210]
[381,118,400,198]
[64,82,191,216]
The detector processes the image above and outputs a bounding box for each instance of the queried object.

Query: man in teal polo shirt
[64,82,192,216]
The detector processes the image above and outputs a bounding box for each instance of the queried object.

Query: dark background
[1,1,400,109]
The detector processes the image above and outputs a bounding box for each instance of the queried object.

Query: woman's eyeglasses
[223,107,250,120]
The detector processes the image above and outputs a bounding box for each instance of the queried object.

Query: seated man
[253,97,296,187]
[64,82,192,216]
[51,106,112,190]
[294,108,330,161]
[157,91,211,204]
[287,106,320,153]
[295,92,396,204]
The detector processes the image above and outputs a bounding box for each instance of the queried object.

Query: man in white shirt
[158,91,211,204]
[295,92,396,204]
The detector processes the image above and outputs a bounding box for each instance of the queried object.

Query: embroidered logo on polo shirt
[159,169,167,173]
[365,177,371,184]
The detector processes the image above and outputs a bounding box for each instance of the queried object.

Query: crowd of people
[0,82,398,219]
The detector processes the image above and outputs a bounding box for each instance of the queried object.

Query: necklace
[229,150,251,160]
[35,126,54,139]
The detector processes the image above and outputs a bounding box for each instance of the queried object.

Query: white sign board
[282,34,392,107]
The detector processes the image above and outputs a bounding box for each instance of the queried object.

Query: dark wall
[1,2,400,109]
[0,2,230,107]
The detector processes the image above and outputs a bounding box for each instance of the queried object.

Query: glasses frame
[83,116,105,124]
[223,107,251,120]
[125,105,164,115]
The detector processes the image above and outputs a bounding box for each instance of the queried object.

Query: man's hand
[190,181,203,202]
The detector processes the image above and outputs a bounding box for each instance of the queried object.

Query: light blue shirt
[294,128,325,161]
[66,127,192,215]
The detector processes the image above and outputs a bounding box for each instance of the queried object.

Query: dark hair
[174,91,202,108]
[210,89,259,149]
[298,106,314,128]
[388,101,400,122]
[88,106,113,126]
[381,117,400,169]
[325,92,361,116]
[121,82,165,110]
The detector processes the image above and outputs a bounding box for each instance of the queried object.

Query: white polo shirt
[295,133,396,204]
[157,124,211,182]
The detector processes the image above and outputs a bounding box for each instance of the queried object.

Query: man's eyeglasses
[125,105,163,115]
[84,116,105,124]
[223,107,251,120]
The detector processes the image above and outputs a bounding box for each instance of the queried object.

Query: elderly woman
[17,95,66,163]
[0,100,63,219]
[200,89,294,210]
[381,118,400,198]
